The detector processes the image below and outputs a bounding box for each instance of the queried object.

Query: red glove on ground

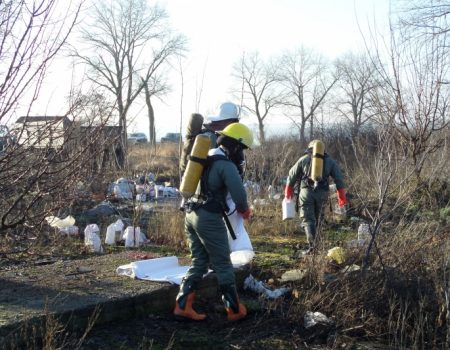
[238,207,252,220]
[284,185,294,200]
[337,188,347,208]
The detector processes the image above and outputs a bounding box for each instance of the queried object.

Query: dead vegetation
[0,132,449,349]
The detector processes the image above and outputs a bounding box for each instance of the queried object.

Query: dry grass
[145,202,186,252]
[127,143,180,185]
[3,134,449,348]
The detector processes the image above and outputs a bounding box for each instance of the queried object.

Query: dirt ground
[80,297,305,350]
[0,243,346,350]
[0,198,392,350]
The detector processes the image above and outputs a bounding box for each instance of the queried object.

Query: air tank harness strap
[312,153,325,159]
[188,155,208,165]
[223,212,236,240]
[201,154,237,240]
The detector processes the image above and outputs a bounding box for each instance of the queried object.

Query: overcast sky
[32,0,392,139]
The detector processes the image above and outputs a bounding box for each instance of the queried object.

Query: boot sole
[174,314,206,322]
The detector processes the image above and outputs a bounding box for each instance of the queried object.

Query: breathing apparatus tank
[309,139,325,189]
[179,133,211,198]
[180,113,204,175]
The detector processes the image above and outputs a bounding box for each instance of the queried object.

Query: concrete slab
[0,252,250,348]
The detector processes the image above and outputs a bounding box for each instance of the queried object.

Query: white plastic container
[333,204,347,215]
[282,198,295,221]
[358,223,371,241]
[154,185,163,199]
[60,225,79,235]
[136,193,146,202]
[123,226,142,248]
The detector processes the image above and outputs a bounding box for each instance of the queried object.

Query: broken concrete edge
[0,266,250,348]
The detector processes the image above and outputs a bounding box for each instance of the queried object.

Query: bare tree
[278,47,337,144]
[142,74,170,146]
[398,0,450,40]
[73,0,186,160]
[0,0,88,235]
[232,51,282,143]
[0,0,80,123]
[349,0,450,272]
[371,5,450,184]
[332,52,381,141]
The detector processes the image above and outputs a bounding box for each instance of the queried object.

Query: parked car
[160,132,181,143]
[0,125,13,153]
[127,132,147,144]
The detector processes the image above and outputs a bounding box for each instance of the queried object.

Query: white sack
[46,215,76,229]
[225,195,253,253]
[113,181,133,200]
[84,224,103,253]
[123,226,145,247]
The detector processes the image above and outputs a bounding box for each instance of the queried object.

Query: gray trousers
[184,207,235,287]
[299,187,328,246]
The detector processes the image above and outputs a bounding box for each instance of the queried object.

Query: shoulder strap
[200,154,230,194]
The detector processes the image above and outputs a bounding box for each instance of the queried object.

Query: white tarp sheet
[116,250,254,285]
[116,256,189,285]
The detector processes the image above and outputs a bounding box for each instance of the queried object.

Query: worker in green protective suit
[174,123,253,322]
[284,140,347,254]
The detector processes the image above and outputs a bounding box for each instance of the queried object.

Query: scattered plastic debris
[327,247,346,264]
[358,223,371,241]
[59,225,79,235]
[84,224,103,253]
[46,215,79,235]
[280,269,307,283]
[230,250,255,267]
[45,215,75,229]
[344,264,361,273]
[304,311,335,329]
[123,226,147,247]
[105,219,124,245]
[113,178,134,200]
[244,274,290,299]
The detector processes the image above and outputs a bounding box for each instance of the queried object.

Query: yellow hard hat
[218,123,253,149]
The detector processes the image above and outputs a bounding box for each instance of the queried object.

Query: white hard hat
[206,102,241,123]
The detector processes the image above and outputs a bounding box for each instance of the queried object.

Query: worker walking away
[284,140,347,254]
[174,123,253,322]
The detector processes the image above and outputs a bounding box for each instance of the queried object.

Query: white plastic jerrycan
[282,198,295,221]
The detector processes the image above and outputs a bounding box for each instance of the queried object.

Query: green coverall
[286,152,345,249]
[183,151,249,290]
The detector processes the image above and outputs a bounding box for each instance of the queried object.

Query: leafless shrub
[245,135,300,192]
[146,204,186,252]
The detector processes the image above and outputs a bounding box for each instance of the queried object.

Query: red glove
[284,185,294,200]
[238,207,252,220]
[337,188,347,207]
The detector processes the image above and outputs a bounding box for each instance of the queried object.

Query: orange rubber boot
[173,292,206,321]
[226,302,247,322]
[221,284,247,322]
